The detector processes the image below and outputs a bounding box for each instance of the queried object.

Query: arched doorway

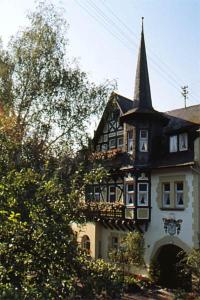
[155,244,191,290]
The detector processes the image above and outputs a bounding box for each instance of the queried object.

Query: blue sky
[0,0,199,112]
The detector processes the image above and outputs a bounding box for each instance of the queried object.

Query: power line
[101,0,200,101]
[75,0,200,105]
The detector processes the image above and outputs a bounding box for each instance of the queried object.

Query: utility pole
[181,86,188,108]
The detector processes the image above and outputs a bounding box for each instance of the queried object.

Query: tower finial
[141,17,144,31]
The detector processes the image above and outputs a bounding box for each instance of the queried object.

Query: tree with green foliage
[109,232,145,269]
[0,1,114,151]
[0,1,122,299]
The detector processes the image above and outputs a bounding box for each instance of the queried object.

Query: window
[175,182,184,207]
[170,135,178,152]
[179,133,188,151]
[103,134,108,142]
[94,186,100,201]
[111,236,118,249]
[169,133,188,153]
[139,130,148,152]
[109,186,116,202]
[163,183,170,207]
[101,143,108,151]
[160,178,185,210]
[117,136,123,148]
[127,131,133,153]
[81,235,90,254]
[138,183,148,206]
[103,123,108,133]
[109,138,116,149]
[126,183,134,206]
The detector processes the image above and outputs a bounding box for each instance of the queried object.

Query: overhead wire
[100,0,200,103]
[85,0,185,93]
[75,0,200,104]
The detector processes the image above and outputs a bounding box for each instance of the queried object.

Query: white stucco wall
[144,169,194,265]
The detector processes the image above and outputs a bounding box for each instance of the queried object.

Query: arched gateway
[154,244,191,290]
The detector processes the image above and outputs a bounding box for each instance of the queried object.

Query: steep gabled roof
[115,93,134,113]
[93,92,134,142]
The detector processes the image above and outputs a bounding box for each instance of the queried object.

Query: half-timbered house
[72,24,200,286]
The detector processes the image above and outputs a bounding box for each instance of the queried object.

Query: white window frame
[139,130,148,152]
[126,182,135,206]
[179,133,188,151]
[109,185,116,203]
[137,183,148,206]
[175,182,184,208]
[162,183,170,208]
[127,130,133,153]
[170,135,178,152]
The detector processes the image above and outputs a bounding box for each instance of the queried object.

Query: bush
[77,257,123,299]
[123,276,140,293]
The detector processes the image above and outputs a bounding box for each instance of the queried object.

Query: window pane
[140,141,148,152]
[176,182,183,191]
[138,193,148,205]
[117,137,123,146]
[139,183,147,191]
[109,139,116,148]
[101,144,107,151]
[128,140,133,153]
[127,194,134,204]
[164,183,170,191]
[140,130,148,139]
[110,186,115,193]
[179,133,188,151]
[163,193,170,206]
[170,135,178,152]
[127,184,134,192]
[110,194,116,202]
[128,131,133,139]
[112,237,118,249]
[176,193,184,206]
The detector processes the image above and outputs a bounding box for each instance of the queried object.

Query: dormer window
[179,133,188,151]
[139,130,148,152]
[169,133,188,153]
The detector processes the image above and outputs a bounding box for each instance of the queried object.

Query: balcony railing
[80,201,127,221]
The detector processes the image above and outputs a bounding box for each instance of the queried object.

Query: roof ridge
[166,103,200,114]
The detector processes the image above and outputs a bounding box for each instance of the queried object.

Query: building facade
[72,25,200,285]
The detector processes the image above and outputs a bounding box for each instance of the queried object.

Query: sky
[0,0,199,112]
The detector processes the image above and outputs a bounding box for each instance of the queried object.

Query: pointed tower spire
[134,18,153,110]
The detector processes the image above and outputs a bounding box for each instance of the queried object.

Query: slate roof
[133,25,153,110]
[115,94,134,113]
[164,104,200,131]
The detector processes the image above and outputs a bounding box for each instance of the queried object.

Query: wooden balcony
[80,201,136,231]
